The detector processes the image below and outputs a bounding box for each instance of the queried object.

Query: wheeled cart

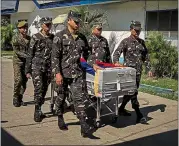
[50,67,137,127]
[85,67,137,127]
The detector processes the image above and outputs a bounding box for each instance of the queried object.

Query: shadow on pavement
[109,104,167,128]
[1,128,23,146]
[108,129,178,146]
[1,121,8,123]
[24,96,52,105]
[83,103,167,129]
[111,104,166,128]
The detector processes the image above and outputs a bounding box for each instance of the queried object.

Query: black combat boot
[13,97,21,107]
[34,105,46,122]
[135,108,147,124]
[58,115,68,130]
[78,112,96,138]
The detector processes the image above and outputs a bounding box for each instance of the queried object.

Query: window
[146,11,158,31]
[1,14,10,26]
[146,9,178,31]
[171,10,178,31]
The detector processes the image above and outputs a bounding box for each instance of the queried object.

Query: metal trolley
[50,67,137,128]
[85,67,137,127]
[50,79,120,127]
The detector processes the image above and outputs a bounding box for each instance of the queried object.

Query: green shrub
[73,6,108,37]
[145,32,178,79]
[1,24,16,50]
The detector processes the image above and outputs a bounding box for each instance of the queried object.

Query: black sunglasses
[44,23,52,27]
[134,29,141,33]
[74,20,80,25]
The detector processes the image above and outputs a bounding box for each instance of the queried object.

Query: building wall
[11,12,30,24]
[10,0,177,48]
[90,1,178,31]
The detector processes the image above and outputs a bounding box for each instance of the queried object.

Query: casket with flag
[80,58,137,98]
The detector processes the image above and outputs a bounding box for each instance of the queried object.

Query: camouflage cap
[17,21,28,28]
[92,23,102,29]
[130,20,142,30]
[68,10,81,23]
[40,17,52,24]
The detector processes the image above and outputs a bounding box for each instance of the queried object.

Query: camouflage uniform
[25,17,54,122]
[12,21,30,107]
[87,34,111,66]
[113,21,151,123]
[52,10,94,137]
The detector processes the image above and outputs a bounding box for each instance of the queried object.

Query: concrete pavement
[1,58,178,145]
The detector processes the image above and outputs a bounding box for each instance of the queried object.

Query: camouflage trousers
[13,61,28,99]
[121,74,141,109]
[32,70,51,105]
[55,76,87,115]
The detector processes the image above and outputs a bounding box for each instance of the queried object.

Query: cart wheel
[95,121,101,128]
[112,116,118,124]
[50,104,54,113]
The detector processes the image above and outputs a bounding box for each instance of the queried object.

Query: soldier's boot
[135,108,147,124]
[13,97,21,107]
[34,105,46,122]
[58,115,68,130]
[78,112,96,138]
[19,95,27,106]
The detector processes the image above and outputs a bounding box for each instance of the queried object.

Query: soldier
[87,23,112,66]
[113,20,153,124]
[12,21,30,107]
[25,17,54,122]
[52,10,96,137]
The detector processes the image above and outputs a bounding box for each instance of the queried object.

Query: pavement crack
[3,119,57,129]
[102,119,178,145]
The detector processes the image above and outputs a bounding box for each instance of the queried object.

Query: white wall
[10,0,177,47]
[90,1,177,31]
[11,12,30,24]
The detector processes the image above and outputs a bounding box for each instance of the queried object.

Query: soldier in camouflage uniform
[113,21,153,124]
[87,23,112,66]
[12,21,30,107]
[25,17,54,122]
[52,10,96,137]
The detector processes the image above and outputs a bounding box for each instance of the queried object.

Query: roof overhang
[1,0,126,14]
[1,0,19,15]
[32,0,120,9]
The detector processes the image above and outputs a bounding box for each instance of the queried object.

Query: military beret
[17,21,28,28]
[68,10,81,23]
[39,17,52,24]
[130,20,142,30]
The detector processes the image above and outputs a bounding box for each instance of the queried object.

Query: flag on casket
[80,57,120,75]
[80,57,124,97]
[80,57,95,75]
